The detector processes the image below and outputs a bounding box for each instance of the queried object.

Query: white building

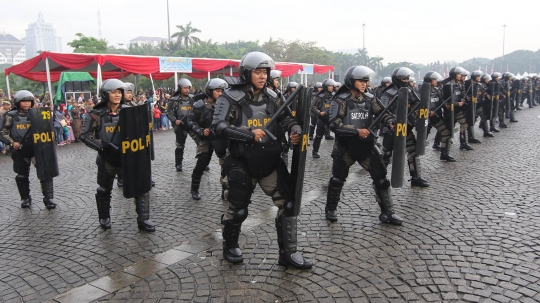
[0,34,27,65]
[25,12,62,58]
[129,36,167,47]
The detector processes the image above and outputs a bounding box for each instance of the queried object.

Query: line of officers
[2,51,536,269]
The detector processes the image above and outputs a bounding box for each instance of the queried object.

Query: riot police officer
[187,78,228,200]
[465,70,483,144]
[115,82,135,188]
[442,67,472,151]
[212,51,312,269]
[311,78,336,158]
[80,79,155,232]
[425,72,455,162]
[308,82,323,140]
[325,66,403,225]
[381,67,429,187]
[479,74,494,137]
[489,72,503,132]
[167,78,197,171]
[374,77,391,100]
[0,90,57,209]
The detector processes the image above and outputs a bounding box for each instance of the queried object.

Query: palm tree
[171,22,201,49]
[355,48,369,66]
[369,56,384,73]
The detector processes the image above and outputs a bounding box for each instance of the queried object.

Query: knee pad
[374,178,390,190]
[15,174,29,182]
[226,207,248,224]
[329,177,343,188]
[228,166,252,207]
[96,186,110,198]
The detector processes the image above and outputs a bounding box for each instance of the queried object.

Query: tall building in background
[25,12,62,58]
[0,34,26,64]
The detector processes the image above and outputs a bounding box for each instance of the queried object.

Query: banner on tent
[298,64,314,75]
[159,57,193,73]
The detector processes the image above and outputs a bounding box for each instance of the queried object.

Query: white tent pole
[174,72,178,90]
[230,66,232,76]
[5,75,11,101]
[208,71,211,81]
[45,57,53,103]
[149,74,157,101]
[96,64,101,98]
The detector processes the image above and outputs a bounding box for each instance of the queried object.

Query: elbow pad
[223,127,255,142]
[80,134,103,153]
[334,126,359,137]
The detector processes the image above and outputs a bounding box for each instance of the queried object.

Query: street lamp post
[167,0,171,44]
[362,24,366,50]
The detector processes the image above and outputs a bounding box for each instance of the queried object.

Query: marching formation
[2,51,538,270]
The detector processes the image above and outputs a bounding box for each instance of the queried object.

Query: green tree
[171,22,201,49]
[67,33,108,53]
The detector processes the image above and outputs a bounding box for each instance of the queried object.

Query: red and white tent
[4,51,334,98]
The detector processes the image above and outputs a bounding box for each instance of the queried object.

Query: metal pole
[208,71,210,81]
[503,24,506,62]
[362,24,366,50]
[174,72,178,90]
[167,0,171,45]
[5,75,11,101]
[45,57,53,103]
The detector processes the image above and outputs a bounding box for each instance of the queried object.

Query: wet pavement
[0,107,539,303]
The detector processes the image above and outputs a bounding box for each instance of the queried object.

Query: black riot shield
[515,80,522,108]
[28,108,59,181]
[290,87,312,216]
[506,81,515,121]
[415,83,430,155]
[119,105,152,198]
[442,84,455,138]
[391,87,408,188]
[529,84,534,108]
[466,81,478,135]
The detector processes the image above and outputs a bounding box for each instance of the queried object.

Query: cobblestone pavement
[0,107,539,303]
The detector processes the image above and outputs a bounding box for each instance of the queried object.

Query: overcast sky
[2,0,540,66]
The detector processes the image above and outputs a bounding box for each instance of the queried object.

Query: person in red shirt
[153,104,162,130]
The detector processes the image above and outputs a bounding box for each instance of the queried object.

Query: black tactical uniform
[167,78,197,172]
[478,74,494,137]
[488,73,502,132]
[325,66,403,225]
[464,70,484,144]
[187,78,228,200]
[212,52,312,269]
[311,79,335,158]
[308,82,322,140]
[80,79,155,232]
[381,67,429,187]
[0,90,57,209]
[441,67,472,151]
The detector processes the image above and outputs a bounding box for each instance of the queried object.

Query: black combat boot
[376,187,403,225]
[222,216,243,263]
[498,113,508,128]
[440,140,456,162]
[459,131,474,150]
[276,214,313,269]
[308,125,315,140]
[95,191,111,229]
[432,131,442,150]
[324,128,334,140]
[15,174,32,208]
[191,174,202,200]
[135,193,155,232]
[490,119,500,132]
[175,146,184,171]
[409,158,429,187]
[482,121,494,137]
[40,179,57,209]
[325,177,342,222]
[312,137,322,158]
[467,126,481,143]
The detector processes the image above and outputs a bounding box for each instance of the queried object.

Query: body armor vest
[98,114,121,145]
[429,88,441,110]
[10,114,31,142]
[343,99,372,129]
[176,99,192,118]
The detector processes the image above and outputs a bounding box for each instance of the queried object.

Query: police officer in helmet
[212,51,312,269]
[311,78,336,158]
[1,90,57,209]
[325,66,403,224]
[80,79,155,232]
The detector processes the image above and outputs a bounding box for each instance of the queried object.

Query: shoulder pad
[6,109,18,116]
[264,87,277,99]
[316,91,325,97]
[193,99,205,109]
[363,92,374,99]
[224,87,246,102]
[336,91,351,100]
[91,107,107,116]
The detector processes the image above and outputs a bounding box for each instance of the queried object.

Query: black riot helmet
[285,81,299,94]
[491,72,502,80]
[14,90,35,109]
[522,76,530,82]
[205,78,228,98]
[381,77,391,86]
[239,51,275,85]
[449,66,466,79]
[481,74,491,84]
[99,79,125,103]
[344,65,375,89]
[314,82,322,89]
[321,79,336,93]
[270,70,282,80]
[391,67,414,87]
[503,72,515,81]
[423,71,443,83]
[471,70,483,81]
[177,78,192,89]
[124,82,135,92]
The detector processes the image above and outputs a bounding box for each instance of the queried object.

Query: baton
[366,95,399,139]
[260,84,304,141]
